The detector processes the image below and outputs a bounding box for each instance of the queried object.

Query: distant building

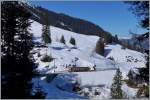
[68,67,91,72]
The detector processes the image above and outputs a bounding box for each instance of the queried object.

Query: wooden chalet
[68,67,91,72]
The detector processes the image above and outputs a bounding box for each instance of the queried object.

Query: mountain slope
[30,20,147,99]
[105,44,146,77]
[27,5,113,43]
[30,21,116,73]
[30,20,146,77]
[119,32,149,52]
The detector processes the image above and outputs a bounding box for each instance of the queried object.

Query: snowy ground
[32,76,85,99]
[30,20,146,99]
[105,44,146,78]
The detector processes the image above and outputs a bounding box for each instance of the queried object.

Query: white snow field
[105,44,146,78]
[30,21,117,73]
[30,20,146,99]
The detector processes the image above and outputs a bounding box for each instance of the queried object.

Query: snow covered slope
[30,20,147,99]
[30,20,117,99]
[30,20,117,73]
[105,44,146,78]
[30,20,43,43]
[30,20,146,77]
[32,77,85,99]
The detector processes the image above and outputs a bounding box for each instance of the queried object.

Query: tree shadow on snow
[52,47,64,50]
[104,48,112,57]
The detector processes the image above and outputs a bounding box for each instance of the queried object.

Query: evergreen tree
[111,68,123,99]
[42,13,51,44]
[127,69,137,86]
[138,55,149,83]
[128,69,134,80]
[103,33,112,44]
[69,37,76,46]
[95,38,105,56]
[60,35,65,44]
[114,34,119,43]
[125,1,149,29]
[2,1,34,98]
[125,1,149,89]
[42,25,51,44]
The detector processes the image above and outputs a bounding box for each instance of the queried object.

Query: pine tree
[104,33,112,44]
[2,1,34,98]
[69,37,76,46]
[125,1,149,29]
[128,69,134,80]
[60,35,65,44]
[114,34,119,43]
[95,38,105,56]
[138,55,149,83]
[127,69,137,86]
[42,12,51,44]
[111,68,123,99]
[42,25,51,44]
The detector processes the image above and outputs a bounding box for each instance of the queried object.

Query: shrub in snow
[32,89,46,99]
[73,84,81,92]
[110,68,123,99]
[60,35,66,44]
[41,55,53,62]
[73,79,81,92]
[93,65,96,71]
[121,46,126,49]
[84,92,90,97]
[108,57,114,61]
[94,89,100,95]
[46,74,57,83]
[37,52,41,57]
[137,85,149,98]
[79,88,90,97]
[69,37,76,46]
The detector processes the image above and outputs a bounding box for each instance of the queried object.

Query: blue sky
[30,1,147,38]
